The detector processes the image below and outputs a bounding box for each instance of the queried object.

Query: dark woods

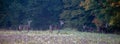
[0,0,120,34]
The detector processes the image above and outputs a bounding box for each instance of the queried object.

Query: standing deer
[18,20,32,32]
[57,20,64,34]
[49,25,53,33]
[92,18,107,33]
[92,18,102,31]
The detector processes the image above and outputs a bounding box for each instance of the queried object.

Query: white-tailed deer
[57,20,64,34]
[18,20,32,32]
[49,25,53,33]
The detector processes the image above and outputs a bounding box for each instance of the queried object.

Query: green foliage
[60,0,120,33]
[60,0,97,30]
[0,0,120,33]
[0,0,63,29]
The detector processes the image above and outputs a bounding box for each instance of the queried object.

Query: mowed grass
[0,28,120,44]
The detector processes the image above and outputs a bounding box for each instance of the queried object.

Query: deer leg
[19,25,22,31]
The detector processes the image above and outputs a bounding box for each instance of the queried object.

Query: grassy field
[0,28,120,44]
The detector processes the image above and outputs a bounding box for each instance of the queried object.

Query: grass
[0,28,120,44]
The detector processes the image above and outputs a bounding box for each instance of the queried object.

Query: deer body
[18,20,32,32]
[49,25,53,33]
[19,25,29,31]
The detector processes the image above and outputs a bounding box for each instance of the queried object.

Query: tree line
[0,0,120,34]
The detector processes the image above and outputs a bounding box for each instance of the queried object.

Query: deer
[49,25,53,33]
[57,20,64,34]
[92,17,108,33]
[49,20,64,34]
[18,20,32,32]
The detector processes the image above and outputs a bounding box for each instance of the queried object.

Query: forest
[0,0,120,34]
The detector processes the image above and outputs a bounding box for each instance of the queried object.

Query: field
[0,28,120,44]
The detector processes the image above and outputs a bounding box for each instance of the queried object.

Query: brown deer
[57,20,64,34]
[49,25,53,33]
[18,20,32,32]
[92,17,102,31]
